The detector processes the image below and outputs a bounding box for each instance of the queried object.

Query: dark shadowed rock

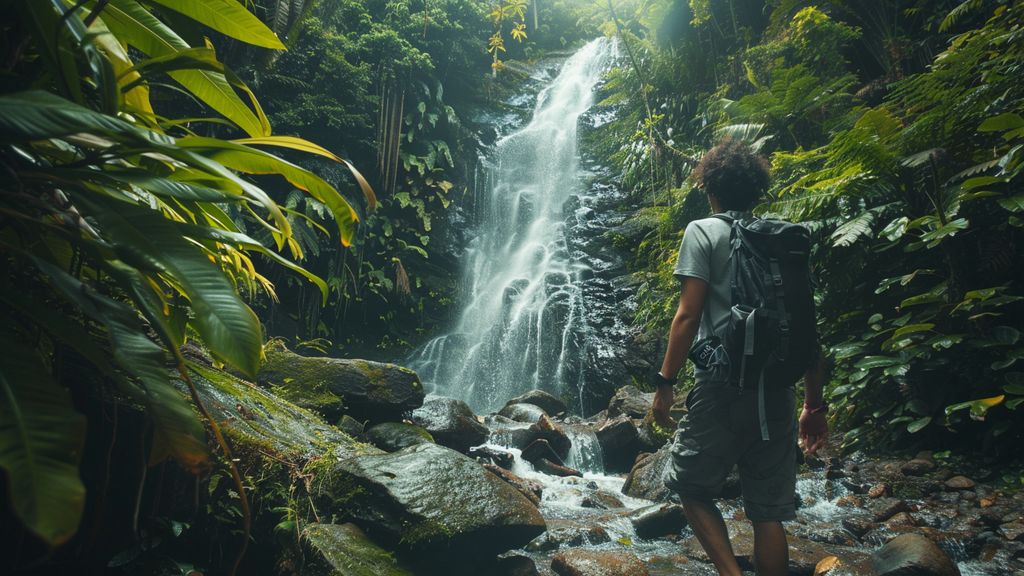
[869,498,911,523]
[523,438,565,466]
[551,549,649,576]
[629,503,687,539]
[489,419,571,459]
[596,416,640,472]
[536,459,582,477]
[365,422,434,452]
[495,553,540,576]
[410,397,489,453]
[506,390,567,416]
[622,445,675,502]
[607,385,653,419]
[327,443,546,561]
[471,445,515,469]
[338,415,367,440]
[872,533,961,576]
[302,523,415,576]
[258,342,424,423]
[902,458,936,476]
[499,402,548,423]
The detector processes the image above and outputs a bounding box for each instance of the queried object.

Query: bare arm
[798,353,828,455]
[652,277,708,428]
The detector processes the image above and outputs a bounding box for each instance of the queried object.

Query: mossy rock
[258,342,424,424]
[302,523,415,576]
[365,422,434,452]
[324,443,546,563]
[178,362,366,462]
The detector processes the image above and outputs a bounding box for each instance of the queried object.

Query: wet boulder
[257,342,424,423]
[365,422,434,452]
[622,445,675,503]
[597,416,641,472]
[536,459,583,477]
[527,522,610,552]
[499,402,548,423]
[629,503,687,539]
[471,445,516,469]
[302,523,415,576]
[551,549,649,576]
[489,418,570,459]
[522,438,565,466]
[872,533,961,576]
[505,389,568,416]
[581,490,624,510]
[607,385,653,419]
[483,463,543,506]
[410,397,489,453]
[178,362,364,460]
[338,415,367,440]
[327,443,546,562]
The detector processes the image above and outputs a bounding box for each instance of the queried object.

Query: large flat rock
[258,342,424,423]
[326,443,547,561]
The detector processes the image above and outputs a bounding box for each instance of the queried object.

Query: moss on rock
[258,343,424,423]
[302,523,415,576]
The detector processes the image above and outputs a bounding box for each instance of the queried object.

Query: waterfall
[411,38,617,413]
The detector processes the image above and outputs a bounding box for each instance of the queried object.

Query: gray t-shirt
[673,214,737,343]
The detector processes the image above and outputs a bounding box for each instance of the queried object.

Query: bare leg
[752,520,788,576]
[681,498,742,576]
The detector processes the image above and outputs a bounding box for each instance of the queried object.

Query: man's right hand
[652,385,676,430]
[798,407,828,455]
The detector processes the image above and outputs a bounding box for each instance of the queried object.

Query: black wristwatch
[650,371,675,389]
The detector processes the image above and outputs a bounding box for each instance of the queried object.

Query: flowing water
[408,38,1010,575]
[410,38,617,414]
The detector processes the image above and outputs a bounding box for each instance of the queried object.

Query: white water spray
[411,38,617,413]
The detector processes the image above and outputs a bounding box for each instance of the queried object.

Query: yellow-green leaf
[146,0,286,49]
[234,136,377,209]
[99,0,270,137]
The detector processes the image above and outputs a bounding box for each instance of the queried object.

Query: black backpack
[714,213,818,438]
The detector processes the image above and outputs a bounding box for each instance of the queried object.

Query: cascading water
[411,38,617,413]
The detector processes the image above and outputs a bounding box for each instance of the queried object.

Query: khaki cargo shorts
[664,381,798,522]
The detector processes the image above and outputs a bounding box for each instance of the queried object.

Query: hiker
[650,138,828,576]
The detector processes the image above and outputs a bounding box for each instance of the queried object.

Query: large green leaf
[0,91,291,240]
[99,0,270,137]
[31,257,210,470]
[0,90,171,146]
[0,330,86,547]
[146,0,286,49]
[74,195,263,377]
[234,135,378,209]
[180,220,330,304]
[179,136,359,245]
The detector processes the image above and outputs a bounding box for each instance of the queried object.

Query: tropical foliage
[596,0,1023,454]
[0,0,370,558]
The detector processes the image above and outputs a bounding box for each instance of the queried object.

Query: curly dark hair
[691,138,771,211]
